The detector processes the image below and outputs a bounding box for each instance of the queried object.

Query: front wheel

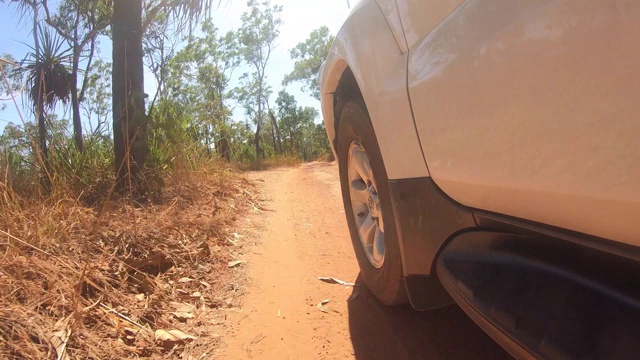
[338,100,407,306]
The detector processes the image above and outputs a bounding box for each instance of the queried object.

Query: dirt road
[223,162,512,360]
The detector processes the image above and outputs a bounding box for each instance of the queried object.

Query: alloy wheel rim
[347,141,385,269]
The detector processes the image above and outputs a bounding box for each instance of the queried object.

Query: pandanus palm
[22,25,73,182]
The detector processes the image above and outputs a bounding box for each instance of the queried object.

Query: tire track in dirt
[223,162,511,360]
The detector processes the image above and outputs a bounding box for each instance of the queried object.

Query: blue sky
[0,0,351,131]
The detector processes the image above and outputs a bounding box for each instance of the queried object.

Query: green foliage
[0,117,114,202]
[0,123,35,192]
[283,26,334,100]
[0,54,21,111]
[236,0,283,159]
[149,19,238,167]
[47,0,112,39]
[0,0,336,203]
[81,59,111,133]
[236,0,282,69]
[275,90,330,161]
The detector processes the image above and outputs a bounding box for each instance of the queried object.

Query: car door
[397,0,640,246]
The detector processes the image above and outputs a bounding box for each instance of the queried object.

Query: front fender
[320,0,429,180]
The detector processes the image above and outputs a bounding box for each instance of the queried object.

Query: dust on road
[223,162,512,360]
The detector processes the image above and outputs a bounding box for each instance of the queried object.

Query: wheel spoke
[358,216,376,247]
[352,146,372,184]
[350,185,369,205]
[373,228,385,264]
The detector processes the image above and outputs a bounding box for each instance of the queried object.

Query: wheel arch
[332,67,364,157]
[319,0,428,181]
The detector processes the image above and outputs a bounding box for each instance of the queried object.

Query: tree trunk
[218,127,231,161]
[268,109,282,155]
[255,85,263,159]
[37,97,50,175]
[213,84,231,161]
[112,0,148,193]
[31,3,50,190]
[71,48,83,152]
[269,122,277,155]
[290,134,296,157]
[204,123,211,155]
[254,120,262,159]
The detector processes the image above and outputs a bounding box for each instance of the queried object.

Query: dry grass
[236,155,301,171]
[236,155,335,172]
[0,164,260,359]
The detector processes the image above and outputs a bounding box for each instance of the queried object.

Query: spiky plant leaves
[22,24,73,109]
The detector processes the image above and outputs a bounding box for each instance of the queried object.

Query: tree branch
[42,0,74,43]
[78,37,96,103]
[79,22,108,49]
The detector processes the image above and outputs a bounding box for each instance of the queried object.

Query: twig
[100,304,153,334]
[0,228,56,257]
[0,229,114,298]
[57,327,71,360]
[0,57,19,66]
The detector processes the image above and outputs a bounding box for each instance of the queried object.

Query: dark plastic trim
[403,274,454,310]
[387,176,476,277]
[474,211,640,264]
[436,248,536,360]
[437,231,640,360]
[387,175,640,358]
[387,176,476,310]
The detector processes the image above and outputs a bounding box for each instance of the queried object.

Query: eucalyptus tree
[275,90,317,158]
[81,59,111,136]
[236,0,282,159]
[283,26,334,101]
[157,20,238,160]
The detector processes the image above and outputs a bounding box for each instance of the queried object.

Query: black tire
[337,100,408,305]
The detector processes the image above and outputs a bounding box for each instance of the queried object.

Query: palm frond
[3,0,37,26]
[21,24,73,109]
[148,0,225,32]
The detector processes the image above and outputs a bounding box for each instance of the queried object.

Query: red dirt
[223,161,512,360]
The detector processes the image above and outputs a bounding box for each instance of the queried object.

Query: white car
[320,1,640,359]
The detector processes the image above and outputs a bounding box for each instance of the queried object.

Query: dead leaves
[227,260,246,268]
[0,169,259,359]
[154,329,197,349]
[171,302,196,321]
[49,318,72,360]
[124,253,174,274]
[316,299,331,313]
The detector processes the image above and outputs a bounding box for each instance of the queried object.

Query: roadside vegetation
[0,0,333,358]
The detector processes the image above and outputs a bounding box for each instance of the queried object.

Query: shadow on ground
[348,274,514,360]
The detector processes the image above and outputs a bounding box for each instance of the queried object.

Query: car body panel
[320,0,429,180]
[396,0,466,49]
[403,0,640,246]
[375,0,408,53]
[321,0,640,355]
